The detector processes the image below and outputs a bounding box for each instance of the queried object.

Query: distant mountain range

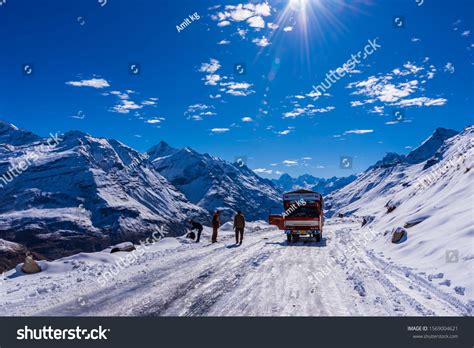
[272,174,357,195]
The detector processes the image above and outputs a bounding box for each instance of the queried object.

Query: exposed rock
[110,242,136,253]
[391,227,407,244]
[21,253,42,274]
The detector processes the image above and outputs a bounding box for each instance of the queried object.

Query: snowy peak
[406,127,458,164]
[148,142,281,222]
[147,141,180,160]
[0,119,41,146]
[371,152,406,169]
[272,173,356,195]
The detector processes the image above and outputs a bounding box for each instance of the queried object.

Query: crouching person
[189,220,203,243]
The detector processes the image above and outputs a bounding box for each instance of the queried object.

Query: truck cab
[269,189,324,243]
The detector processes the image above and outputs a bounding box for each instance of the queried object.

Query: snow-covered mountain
[325,127,463,216]
[148,141,282,222]
[326,126,473,298]
[272,173,356,195]
[0,121,206,267]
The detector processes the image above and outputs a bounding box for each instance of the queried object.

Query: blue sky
[0,0,473,178]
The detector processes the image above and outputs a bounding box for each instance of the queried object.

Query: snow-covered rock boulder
[21,254,42,274]
[391,227,407,244]
[110,242,136,253]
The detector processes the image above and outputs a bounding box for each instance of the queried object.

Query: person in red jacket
[211,210,220,243]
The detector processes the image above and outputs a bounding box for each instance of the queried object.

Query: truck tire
[287,234,292,243]
[315,234,321,242]
[291,234,299,243]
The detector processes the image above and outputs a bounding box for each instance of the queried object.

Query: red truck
[269,189,324,243]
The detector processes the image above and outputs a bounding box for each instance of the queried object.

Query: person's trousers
[196,227,203,242]
[212,226,218,242]
[235,228,244,243]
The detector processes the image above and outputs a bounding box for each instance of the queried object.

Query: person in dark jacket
[211,210,220,243]
[189,220,203,243]
[233,211,245,245]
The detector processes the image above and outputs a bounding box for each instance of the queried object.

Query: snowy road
[1,219,470,316]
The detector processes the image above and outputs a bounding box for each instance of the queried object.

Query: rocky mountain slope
[0,121,206,267]
[148,141,282,222]
[326,126,473,299]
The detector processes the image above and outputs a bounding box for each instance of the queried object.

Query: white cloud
[397,97,447,107]
[282,160,298,167]
[221,81,255,96]
[187,104,211,112]
[141,99,157,106]
[267,22,279,29]
[369,106,384,114]
[311,106,335,113]
[347,60,447,110]
[461,30,470,37]
[444,62,455,73]
[211,2,272,34]
[283,26,293,32]
[411,37,421,42]
[111,100,142,114]
[241,116,253,122]
[283,105,334,118]
[217,20,231,27]
[66,78,110,89]
[106,90,160,120]
[247,16,265,28]
[211,128,230,133]
[351,101,364,107]
[199,58,221,74]
[110,90,131,99]
[199,59,224,86]
[185,103,216,120]
[146,118,164,124]
[253,168,272,174]
[344,129,374,135]
[252,36,270,47]
[217,39,231,45]
[237,29,248,38]
[209,94,222,99]
[204,74,222,86]
[283,107,306,118]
